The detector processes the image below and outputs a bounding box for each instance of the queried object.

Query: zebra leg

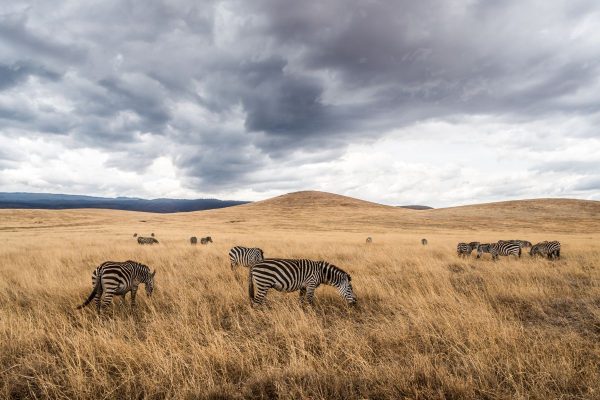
[304,286,317,305]
[251,287,268,306]
[299,287,307,302]
[130,288,137,307]
[99,291,115,312]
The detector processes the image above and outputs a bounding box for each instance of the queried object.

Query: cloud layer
[0,0,599,206]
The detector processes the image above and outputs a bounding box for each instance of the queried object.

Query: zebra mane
[320,261,350,280]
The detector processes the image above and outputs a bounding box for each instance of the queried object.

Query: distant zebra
[457,242,480,257]
[366,237,372,243]
[190,236,197,245]
[151,233,155,237]
[229,246,264,269]
[76,260,156,312]
[481,242,521,260]
[138,236,159,245]
[133,233,138,237]
[249,259,357,306]
[530,241,561,259]
[200,236,212,245]
[421,238,428,245]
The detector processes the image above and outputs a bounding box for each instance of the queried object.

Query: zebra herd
[457,240,561,260]
[77,245,357,313]
[135,234,213,245]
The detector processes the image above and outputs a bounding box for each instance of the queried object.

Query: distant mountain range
[0,192,249,213]
[398,205,434,210]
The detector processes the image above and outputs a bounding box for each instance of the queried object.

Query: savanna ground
[1,192,599,399]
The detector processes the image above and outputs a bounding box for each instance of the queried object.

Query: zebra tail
[248,268,255,303]
[76,274,101,310]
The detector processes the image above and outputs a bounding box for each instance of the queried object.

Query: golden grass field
[1,191,599,399]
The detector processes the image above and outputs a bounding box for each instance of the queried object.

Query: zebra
[457,242,480,257]
[366,237,372,243]
[421,238,428,245]
[480,242,521,260]
[151,233,155,237]
[229,246,264,269]
[200,236,212,245]
[138,236,159,245]
[190,236,197,245]
[133,233,137,237]
[530,241,561,259]
[76,260,156,312]
[248,259,357,306]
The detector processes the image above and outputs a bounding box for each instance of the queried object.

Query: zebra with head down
[76,260,156,312]
[138,236,159,245]
[248,258,357,307]
[530,241,561,259]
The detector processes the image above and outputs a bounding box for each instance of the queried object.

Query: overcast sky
[1,0,599,207]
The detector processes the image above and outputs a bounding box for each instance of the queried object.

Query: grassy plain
[1,191,599,399]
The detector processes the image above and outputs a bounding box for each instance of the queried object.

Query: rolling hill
[0,190,598,234]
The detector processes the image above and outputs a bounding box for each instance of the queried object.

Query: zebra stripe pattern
[77,260,156,312]
[457,242,480,257]
[138,236,159,245]
[530,241,561,259]
[229,246,264,269]
[248,259,357,306]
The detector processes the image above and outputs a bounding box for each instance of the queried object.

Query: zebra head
[145,270,156,296]
[321,262,357,305]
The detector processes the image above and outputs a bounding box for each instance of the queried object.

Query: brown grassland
[1,191,599,399]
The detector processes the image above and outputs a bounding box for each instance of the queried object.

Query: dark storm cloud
[1,0,599,196]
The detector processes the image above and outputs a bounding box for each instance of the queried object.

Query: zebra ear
[347,274,352,281]
[151,270,156,277]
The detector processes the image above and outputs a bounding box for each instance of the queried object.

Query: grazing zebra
[481,242,521,260]
[229,246,264,269]
[190,236,197,245]
[421,238,428,245]
[138,236,159,245]
[133,233,137,237]
[200,236,212,245]
[76,260,156,312]
[498,239,532,248]
[457,242,480,257]
[366,237,372,243]
[248,259,357,306]
[530,241,561,259]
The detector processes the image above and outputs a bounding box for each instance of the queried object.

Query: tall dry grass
[1,224,599,399]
